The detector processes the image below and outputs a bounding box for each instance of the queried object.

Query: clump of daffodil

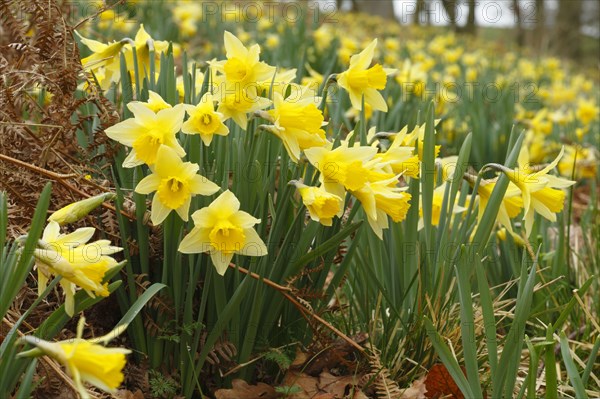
[182,92,229,146]
[32,221,122,316]
[206,31,277,130]
[18,317,130,399]
[305,144,413,238]
[48,193,116,226]
[258,84,328,162]
[336,39,394,112]
[178,190,268,275]
[290,181,343,226]
[135,145,220,225]
[494,146,575,236]
[105,101,185,167]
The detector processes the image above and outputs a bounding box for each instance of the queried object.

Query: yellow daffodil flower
[261,84,328,162]
[135,145,220,225]
[19,318,130,399]
[353,176,412,239]
[182,92,229,146]
[33,221,122,316]
[291,181,343,226]
[304,145,380,200]
[178,190,268,275]
[374,138,420,179]
[105,101,185,167]
[76,32,127,71]
[336,39,391,112]
[173,3,202,37]
[216,85,271,130]
[500,147,575,236]
[213,31,276,87]
[576,98,599,126]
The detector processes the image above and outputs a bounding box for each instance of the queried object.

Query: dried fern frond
[364,347,405,399]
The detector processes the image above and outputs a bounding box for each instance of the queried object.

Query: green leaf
[454,246,483,399]
[423,317,475,398]
[0,183,52,320]
[471,129,524,254]
[544,325,558,399]
[494,249,538,397]
[474,255,498,388]
[116,283,166,329]
[420,102,436,256]
[559,332,588,399]
[15,359,38,399]
[290,221,362,270]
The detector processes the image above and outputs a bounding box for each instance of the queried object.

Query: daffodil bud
[48,193,115,225]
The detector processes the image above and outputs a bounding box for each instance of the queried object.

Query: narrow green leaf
[472,129,524,254]
[290,221,362,270]
[582,336,599,386]
[0,183,52,319]
[559,332,588,399]
[455,247,483,399]
[544,325,558,399]
[15,358,38,399]
[474,255,498,388]
[424,317,475,398]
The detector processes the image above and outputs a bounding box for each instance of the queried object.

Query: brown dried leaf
[400,376,427,399]
[318,371,359,397]
[424,364,465,399]
[282,370,319,399]
[114,389,145,399]
[214,379,280,399]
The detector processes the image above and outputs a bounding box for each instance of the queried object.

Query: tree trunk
[440,0,458,30]
[464,0,476,35]
[512,0,525,47]
[555,0,582,59]
[353,0,396,20]
[534,0,545,49]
